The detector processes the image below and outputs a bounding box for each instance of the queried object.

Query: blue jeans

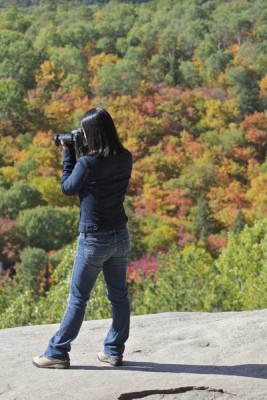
[44,227,131,361]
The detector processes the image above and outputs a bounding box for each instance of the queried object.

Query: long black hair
[81,107,125,158]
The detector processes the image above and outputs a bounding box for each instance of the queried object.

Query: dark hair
[81,107,125,158]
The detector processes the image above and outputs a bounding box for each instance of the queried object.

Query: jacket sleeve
[61,149,89,196]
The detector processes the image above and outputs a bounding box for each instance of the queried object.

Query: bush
[211,219,267,311]
[130,244,215,315]
[0,241,110,328]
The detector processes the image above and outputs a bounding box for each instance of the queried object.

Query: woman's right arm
[61,148,89,196]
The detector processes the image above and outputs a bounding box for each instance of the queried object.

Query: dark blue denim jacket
[61,148,132,233]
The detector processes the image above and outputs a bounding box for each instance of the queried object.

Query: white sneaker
[32,355,70,369]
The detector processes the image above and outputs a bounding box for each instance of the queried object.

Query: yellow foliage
[37,60,56,82]
[44,100,72,124]
[246,173,267,215]
[89,53,119,94]
[203,98,239,131]
[217,72,228,87]
[142,215,177,252]
[247,159,260,180]
[259,74,267,98]
[89,53,119,74]
[32,131,54,147]
[28,132,61,175]
[0,166,21,184]
[0,135,18,165]
[30,176,77,207]
[36,60,64,84]
[124,136,144,158]
[192,55,204,73]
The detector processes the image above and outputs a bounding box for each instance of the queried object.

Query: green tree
[204,50,233,82]
[48,45,88,91]
[179,60,199,88]
[131,244,215,315]
[0,78,26,131]
[142,214,177,253]
[226,66,260,116]
[193,194,215,241]
[211,2,253,49]
[0,180,42,219]
[211,219,267,311]
[14,246,48,294]
[231,209,246,234]
[96,54,143,96]
[17,205,79,251]
[0,30,39,89]
[94,2,136,46]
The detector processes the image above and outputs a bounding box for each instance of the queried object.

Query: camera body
[54,128,84,148]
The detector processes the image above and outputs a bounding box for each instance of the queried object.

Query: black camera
[54,128,84,148]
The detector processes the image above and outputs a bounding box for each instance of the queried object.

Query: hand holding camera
[54,128,88,155]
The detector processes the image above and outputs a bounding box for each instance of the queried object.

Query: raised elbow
[61,184,77,196]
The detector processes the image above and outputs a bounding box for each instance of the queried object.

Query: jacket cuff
[62,148,76,163]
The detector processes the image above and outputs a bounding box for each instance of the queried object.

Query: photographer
[33,107,132,369]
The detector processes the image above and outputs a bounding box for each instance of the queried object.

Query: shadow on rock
[71,361,267,379]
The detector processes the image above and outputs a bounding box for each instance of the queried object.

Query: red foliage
[241,112,267,132]
[232,146,253,162]
[127,255,158,283]
[226,187,248,208]
[164,142,178,156]
[0,218,24,269]
[141,100,156,116]
[246,128,267,147]
[165,189,193,217]
[176,228,196,248]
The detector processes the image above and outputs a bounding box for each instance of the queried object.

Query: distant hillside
[0,0,150,8]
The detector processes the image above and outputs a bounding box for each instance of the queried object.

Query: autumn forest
[1,0,267,327]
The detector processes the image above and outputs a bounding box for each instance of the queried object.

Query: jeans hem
[104,350,123,360]
[44,352,70,362]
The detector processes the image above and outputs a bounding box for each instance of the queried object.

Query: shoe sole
[32,360,70,369]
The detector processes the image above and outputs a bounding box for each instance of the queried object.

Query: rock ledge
[1,310,267,400]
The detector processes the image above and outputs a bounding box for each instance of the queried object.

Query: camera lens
[54,133,74,146]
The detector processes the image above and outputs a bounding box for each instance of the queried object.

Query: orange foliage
[228,44,240,57]
[180,131,204,158]
[241,113,267,158]
[206,234,227,254]
[208,180,249,228]
[232,146,254,162]
[164,189,193,217]
[32,131,54,147]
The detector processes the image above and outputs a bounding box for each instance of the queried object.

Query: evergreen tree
[194,195,214,241]
[231,209,246,234]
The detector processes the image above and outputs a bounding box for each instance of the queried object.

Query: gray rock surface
[0,310,267,400]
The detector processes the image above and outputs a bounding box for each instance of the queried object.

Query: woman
[33,107,132,369]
